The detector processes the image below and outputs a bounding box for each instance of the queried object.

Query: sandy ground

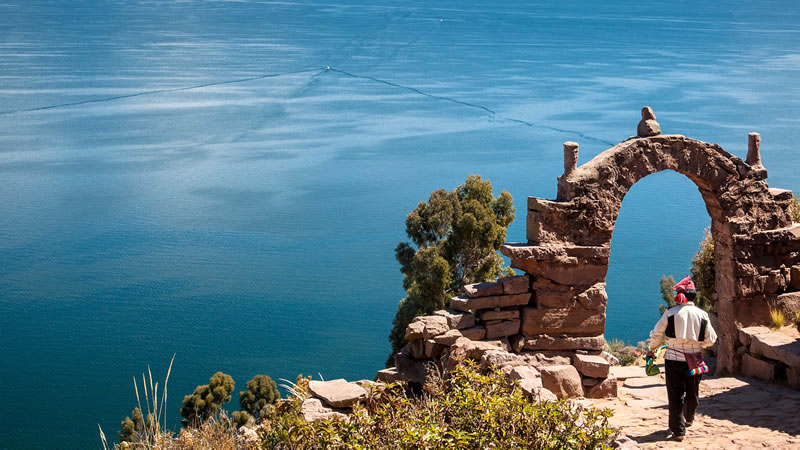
[580,366,800,449]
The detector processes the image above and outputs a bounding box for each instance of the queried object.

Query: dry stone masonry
[382,107,800,397]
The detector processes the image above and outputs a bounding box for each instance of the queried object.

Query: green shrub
[257,360,616,449]
[604,338,644,366]
[791,196,800,222]
[180,372,235,427]
[239,375,280,420]
[388,175,515,364]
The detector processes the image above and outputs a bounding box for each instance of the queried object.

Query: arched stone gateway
[387,107,800,398]
[501,107,800,373]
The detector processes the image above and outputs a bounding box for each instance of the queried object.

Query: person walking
[647,276,717,442]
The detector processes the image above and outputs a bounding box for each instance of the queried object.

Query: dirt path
[581,367,800,449]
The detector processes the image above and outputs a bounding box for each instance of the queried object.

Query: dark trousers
[665,359,701,436]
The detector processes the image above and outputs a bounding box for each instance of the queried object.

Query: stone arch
[502,108,800,373]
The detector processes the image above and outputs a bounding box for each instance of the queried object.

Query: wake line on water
[0,68,325,116]
[326,68,616,146]
[0,65,614,146]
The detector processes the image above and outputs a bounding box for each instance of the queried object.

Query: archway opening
[605,170,711,350]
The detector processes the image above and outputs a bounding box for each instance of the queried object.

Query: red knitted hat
[672,276,695,292]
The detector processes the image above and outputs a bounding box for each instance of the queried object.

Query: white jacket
[649,302,717,362]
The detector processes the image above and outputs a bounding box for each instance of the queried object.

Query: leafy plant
[388,175,515,363]
[180,372,236,427]
[233,374,281,427]
[257,360,616,449]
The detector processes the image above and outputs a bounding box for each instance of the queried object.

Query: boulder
[539,365,583,398]
[450,293,531,312]
[572,354,610,378]
[522,352,572,368]
[418,315,450,339]
[308,379,367,408]
[406,340,426,359]
[637,106,661,138]
[521,307,605,336]
[464,281,503,298]
[395,351,428,385]
[425,339,446,358]
[479,308,520,321]
[450,338,509,361]
[741,353,779,381]
[460,325,486,341]
[404,320,425,341]
[432,329,464,346]
[375,368,402,383]
[481,350,526,369]
[609,365,647,381]
[301,398,349,422]
[749,329,800,367]
[500,275,530,294]
[507,365,540,382]
[522,335,605,351]
[433,309,475,329]
[791,265,800,291]
[485,319,521,339]
[585,376,617,398]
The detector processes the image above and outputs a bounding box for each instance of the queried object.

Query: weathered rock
[539,365,584,398]
[572,354,611,378]
[610,434,641,450]
[500,275,530,294]
[637,106,661,137]
[459,325,486,341]
[585,376,617,398]
[409,315,449,340]
[406,340,426,359]
[485,319,521,339]
[432,329,464,346]
[395,351,428,385]
[510,334,525,353]
[478,308,520,321]
[464,281,503,298]
[425,339,446,358]
[481,350,526,369]
[376,368,402,383]
[450,338,509,362]
[791,265,800,290]
[404,320,425,341]
[741,353,779,381]
[522,351,573,368]
[433,309,475,329]
[522,335,605,351]
[582,377,600,387]
[749,329,800,367]
[308,379,367,408]
[450,293,531,312]
[507,365,540,382]
[521,307,605,336]
[301,398,349,422]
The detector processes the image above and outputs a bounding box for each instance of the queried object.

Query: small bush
[180,372,236,427]
[257,360,616,449]
[769,304,785,329]
[604,338,644,366]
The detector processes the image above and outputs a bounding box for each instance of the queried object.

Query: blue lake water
[1,1,800,447]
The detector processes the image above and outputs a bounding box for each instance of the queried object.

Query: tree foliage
[118,407,145,443]
[659,228,715,314]
[388,175,515,362]
[236,374,280,423]
[791,196,800,223]
[179,372,235,427]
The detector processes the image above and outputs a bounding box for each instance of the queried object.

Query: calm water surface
[2,1,800,447]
